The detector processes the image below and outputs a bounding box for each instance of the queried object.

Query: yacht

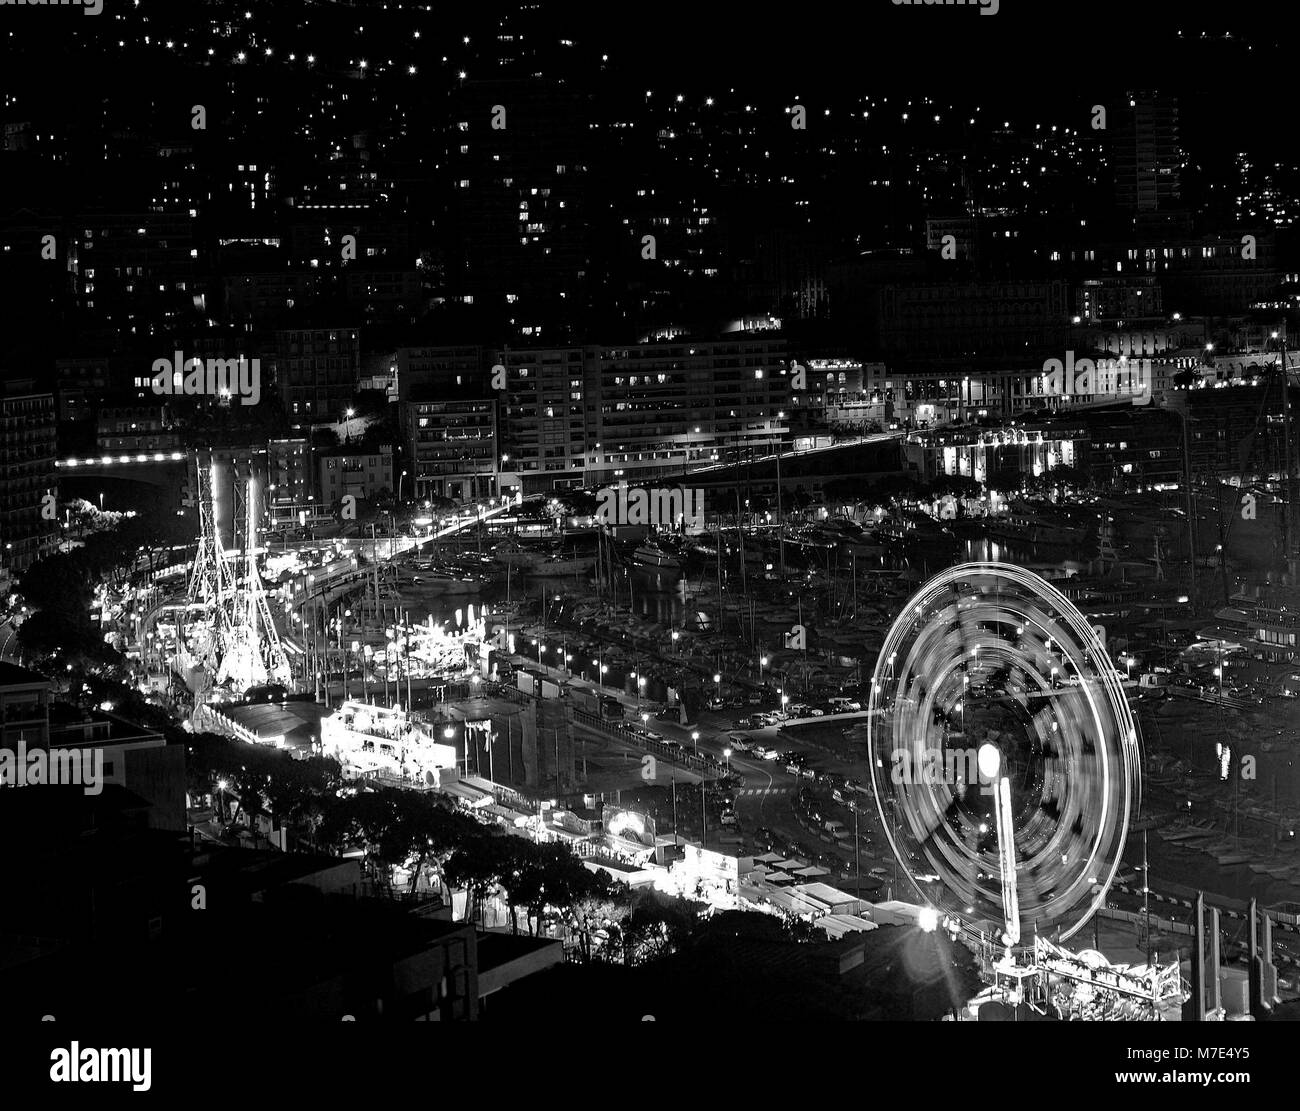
[419,563,492,594]
[528,553,596,577]
[494,541,543,569]
[632,541,682,570]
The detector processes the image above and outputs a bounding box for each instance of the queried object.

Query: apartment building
[496,339,794,493]
[0,386,58,572]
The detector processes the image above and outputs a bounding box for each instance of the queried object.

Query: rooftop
[0,662,49,689]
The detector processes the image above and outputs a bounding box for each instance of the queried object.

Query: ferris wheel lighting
[976,743,1000,780]
[866,562,1142,950]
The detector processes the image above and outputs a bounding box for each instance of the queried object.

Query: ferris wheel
[867,562,1142,948]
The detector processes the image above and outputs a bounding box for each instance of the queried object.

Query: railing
[493,684,533,707]
[571,709,719,774]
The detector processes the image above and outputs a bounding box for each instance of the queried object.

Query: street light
[713,673,721,705]
[723,746,732,771]
[691,729,700,756]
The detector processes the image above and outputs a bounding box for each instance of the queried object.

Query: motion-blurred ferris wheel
[867,562,1142,949]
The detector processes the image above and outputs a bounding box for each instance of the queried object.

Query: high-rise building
[0,385,58,573]
[495,338,794,493]
[1113,93,1181,216]
[584,339,794,488]
[398,346,497,503]
[274,327,361,422]
[408,398,499,503]
[267,437,314,526]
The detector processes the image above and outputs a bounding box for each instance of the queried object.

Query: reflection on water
[962,538,1090,575]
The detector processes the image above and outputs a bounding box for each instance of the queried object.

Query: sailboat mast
[776,447,785,581]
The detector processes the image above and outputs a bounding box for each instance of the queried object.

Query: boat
[1250,862,1295,879]
[494,541,543,569]
[420,564,491,594]
[528,553,596,577]
[982,510,1090,549]
[632,542,682,571]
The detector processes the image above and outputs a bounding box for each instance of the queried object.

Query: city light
[11,13,1291,1039]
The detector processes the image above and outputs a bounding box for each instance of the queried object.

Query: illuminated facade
[321,700,458,785]
[499,338,795,493]
[903,424,1086,485]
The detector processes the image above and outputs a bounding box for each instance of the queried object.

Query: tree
[18,552,95,618]
[930,473,984,501]
[15,609,119,671]
[566,876,626,962]
[531,842,597,937]
[445,832,511,924]
[401,803,477,899]
[617,890,699,967]
[496,839,545,935]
